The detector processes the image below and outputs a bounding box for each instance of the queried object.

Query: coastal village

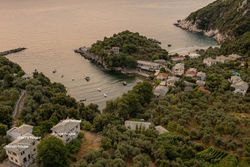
[1,43,249,167]
[76,46,249,98]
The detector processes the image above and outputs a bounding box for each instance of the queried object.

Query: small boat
[97,88,102,92]
[72,78,75,81]
[52,69,56,73]
[85,76,90,81]
[103,93,107,98]
[61,75,64,78]
[123,81,127,86]
[168,44,172,47]
[80,98,87,102]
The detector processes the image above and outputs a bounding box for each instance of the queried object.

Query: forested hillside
[186,0,249,39]
[88,30,168,68]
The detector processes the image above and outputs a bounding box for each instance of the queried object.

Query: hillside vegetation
[186,0,249,39]
[88,30,168,68]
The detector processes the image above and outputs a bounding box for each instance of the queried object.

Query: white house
[203,57,217,66]
[7,124,33,141]
[189,53,200,59]
[232,81,249,96]
[51,119,81,144]
[137,60,161,72]
[172,63,184,76]
[125,121,151,131]
[171,56,185,61]
[4,133,39,167]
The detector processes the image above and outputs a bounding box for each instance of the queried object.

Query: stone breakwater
[0,48,26,56]
[174,20,227,44]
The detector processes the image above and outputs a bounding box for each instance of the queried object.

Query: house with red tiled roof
[185,71,197,78]
[156,73,168,80]
[198,86,211,94]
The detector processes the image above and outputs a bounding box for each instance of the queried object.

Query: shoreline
[174,20,227,44]
[75,50,151,78]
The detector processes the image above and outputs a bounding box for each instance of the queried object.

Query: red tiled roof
[198,86,211,94]
[185,71,197,76]
[157,73,169,78]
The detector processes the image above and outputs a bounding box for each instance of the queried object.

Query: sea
[0,0,217,109]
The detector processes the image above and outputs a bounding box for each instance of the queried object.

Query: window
[33,148,36,152]
[13,152,17,156]
[15,159,18,163]
[32,142,35,145]
[10,157,13,160]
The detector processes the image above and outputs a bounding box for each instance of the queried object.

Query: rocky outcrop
[174,20,227,44]
[0,48,26,56]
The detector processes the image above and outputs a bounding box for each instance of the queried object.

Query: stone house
[232,81,249,96]
[230,76,242,84]
[4,133,39,167]
[51,119,81,144]
[125,121,151,131]
[153,85,169,97]
[7,124,33,141]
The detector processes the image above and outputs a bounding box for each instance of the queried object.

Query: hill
[175,0,250,44]
[88,30,168,69]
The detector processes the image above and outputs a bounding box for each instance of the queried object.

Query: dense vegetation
[88,30,168,68]
[186,0,250,40]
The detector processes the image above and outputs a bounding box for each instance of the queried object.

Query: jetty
[0,48,26,56]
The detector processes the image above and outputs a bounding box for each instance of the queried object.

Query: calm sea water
[0,0,216,109]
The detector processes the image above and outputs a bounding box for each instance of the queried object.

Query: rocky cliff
[175,0,249,44]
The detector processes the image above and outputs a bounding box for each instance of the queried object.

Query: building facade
[51,119,81,144]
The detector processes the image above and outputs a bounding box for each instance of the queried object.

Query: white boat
[103,93,107,98]
[52,69,56,73]
[97,88,102,92]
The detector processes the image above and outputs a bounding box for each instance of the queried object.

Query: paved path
[12,90,26,119]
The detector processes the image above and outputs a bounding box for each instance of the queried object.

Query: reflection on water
[0,0,216,109]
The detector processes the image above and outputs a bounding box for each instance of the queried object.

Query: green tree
[37,136,69,167]
[0,123,8,136]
